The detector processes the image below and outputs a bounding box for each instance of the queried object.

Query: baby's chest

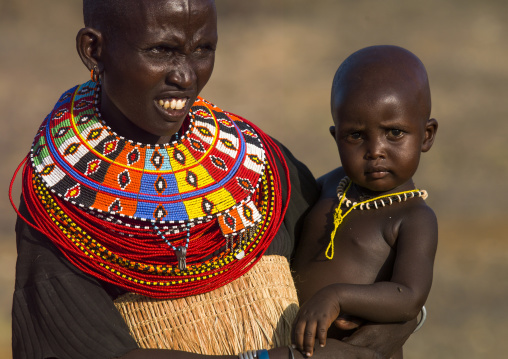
[334,209,399,251]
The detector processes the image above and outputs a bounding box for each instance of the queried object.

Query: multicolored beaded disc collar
[32,81,266,227]
[326,176,428,260]
[18,81,289,298]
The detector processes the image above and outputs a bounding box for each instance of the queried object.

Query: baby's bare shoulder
[401,199,437,223]
[391,200,438,245]
[317,167,346,195]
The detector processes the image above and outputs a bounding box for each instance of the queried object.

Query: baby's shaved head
[332,45,432,121]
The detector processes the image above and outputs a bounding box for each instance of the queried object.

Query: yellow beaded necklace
[326,177,427,259]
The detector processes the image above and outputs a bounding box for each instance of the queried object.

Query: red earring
[90,66,100,83]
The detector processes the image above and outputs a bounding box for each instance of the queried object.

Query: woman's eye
[150,46,170,54]
[194,46,214,56]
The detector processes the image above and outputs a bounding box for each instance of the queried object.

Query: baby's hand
[291,288,341,357]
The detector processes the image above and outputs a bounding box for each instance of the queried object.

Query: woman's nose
[166,58,195,89]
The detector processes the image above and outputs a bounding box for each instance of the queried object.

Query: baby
[292,45,438,359]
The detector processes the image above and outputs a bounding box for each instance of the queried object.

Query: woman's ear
[421,118,438,152]
[76,27,104,72]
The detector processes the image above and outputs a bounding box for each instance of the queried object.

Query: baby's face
[100,0,217,138]
[331,88,429,193]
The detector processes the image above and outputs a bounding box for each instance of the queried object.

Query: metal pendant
[175,246,187,271]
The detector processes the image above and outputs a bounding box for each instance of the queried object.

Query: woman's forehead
[86,0,216,31]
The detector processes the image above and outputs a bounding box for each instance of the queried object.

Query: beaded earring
[90,65,100,83]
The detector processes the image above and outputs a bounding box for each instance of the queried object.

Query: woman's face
[99,0,218,141]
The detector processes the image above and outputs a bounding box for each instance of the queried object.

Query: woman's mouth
[158,98,188,110]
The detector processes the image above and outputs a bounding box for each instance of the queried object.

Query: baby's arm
[293,204,438,356]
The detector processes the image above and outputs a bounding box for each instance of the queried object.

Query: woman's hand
[120,349,235,359]
[269,341,380,359]
[343,319,417,358]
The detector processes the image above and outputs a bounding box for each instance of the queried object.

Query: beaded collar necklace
[30,81,266,228]
[17,81,289,298]
[326,176,428,260]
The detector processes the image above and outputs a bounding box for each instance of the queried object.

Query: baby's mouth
[158,98,187,110]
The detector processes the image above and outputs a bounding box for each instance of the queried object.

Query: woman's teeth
[158,98,186,110]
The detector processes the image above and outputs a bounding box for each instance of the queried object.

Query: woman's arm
[120,340,381,359]
[342,319,417,358]
[120,349,234,359]
[13,199,138,359]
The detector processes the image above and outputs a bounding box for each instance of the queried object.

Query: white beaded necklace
[335,176,428,210]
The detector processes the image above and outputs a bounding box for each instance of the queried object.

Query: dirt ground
[1,1,508,358]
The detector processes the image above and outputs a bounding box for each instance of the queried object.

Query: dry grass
[1,1,508,358]
[114,256,298,354]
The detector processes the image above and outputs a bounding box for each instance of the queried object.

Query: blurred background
[1,0,507,357]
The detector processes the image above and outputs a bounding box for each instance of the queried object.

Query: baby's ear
[421,118,438,152]
[329,125,336,139]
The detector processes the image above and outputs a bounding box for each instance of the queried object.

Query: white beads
[336,176,427,212]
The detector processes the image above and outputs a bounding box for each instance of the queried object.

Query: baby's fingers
[316,320,328,348]
[292,319,306,352]
[302,321,318,357]
[292,319,316,357]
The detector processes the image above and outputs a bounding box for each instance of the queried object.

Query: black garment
[12,140,318,359]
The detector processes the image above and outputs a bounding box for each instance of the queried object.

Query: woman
[12,1,414,358]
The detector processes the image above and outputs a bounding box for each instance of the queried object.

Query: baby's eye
[348,132,362,141]
[388,129,403,137]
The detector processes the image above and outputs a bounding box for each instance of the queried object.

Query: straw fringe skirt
[114,255,299,355]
